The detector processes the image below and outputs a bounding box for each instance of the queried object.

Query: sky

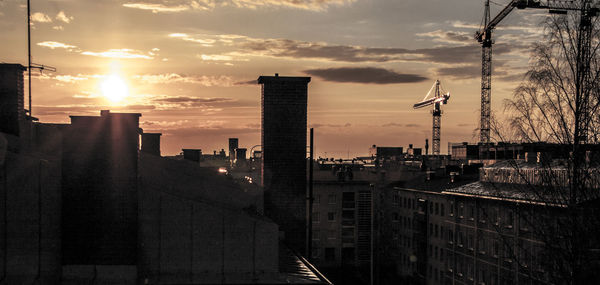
[0,0,549,157]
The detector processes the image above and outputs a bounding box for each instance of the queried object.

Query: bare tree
[496,2,600,283]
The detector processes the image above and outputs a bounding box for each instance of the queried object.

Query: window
[312,247,320,258]
[313,230,320,240]
[328,194,336,204]
[468,234,474,250]
[469,206,475,220]
[506,210,514,228]
[450,202,454,216]
[458,202,464,218]
[435,203,439,215]
[314,195,320,204]
[479,235,487,254]
[312,212,320,222]
[441,204,445,216]
[392,212,399,221]
[342,192,355,202]
[327,212,336,221]
[492,240,499,257]
[435,224,439,238]
[342,210,354,220]
[393,194,399,205]
[325,247,335,261]
[430,202,434,214]
[342,228,354,238]
[328,230,336,239]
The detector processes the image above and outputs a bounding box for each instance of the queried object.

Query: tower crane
[413,80,451,155]
[475,0,598,144]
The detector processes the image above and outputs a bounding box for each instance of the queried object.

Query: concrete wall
[0,151,62,284]
[138,188,279,284]
[62,112,140,265]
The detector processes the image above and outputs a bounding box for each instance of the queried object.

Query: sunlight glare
[101,74,129,103]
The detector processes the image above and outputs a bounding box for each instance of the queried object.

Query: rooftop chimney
[258,74,311,253]
[141,133,162,156]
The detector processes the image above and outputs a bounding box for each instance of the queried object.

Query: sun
[101,74,129,103]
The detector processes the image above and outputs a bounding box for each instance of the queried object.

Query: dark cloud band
[304,67,427,84]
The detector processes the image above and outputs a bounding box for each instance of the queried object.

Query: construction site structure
[413,80,451,155]
[475,0,597,144]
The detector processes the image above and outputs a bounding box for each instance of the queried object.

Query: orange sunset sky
[0,0,547,157]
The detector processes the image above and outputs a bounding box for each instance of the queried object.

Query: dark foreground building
[259,74,311,253]
[0,64,330,284]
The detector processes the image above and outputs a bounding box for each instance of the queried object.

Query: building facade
[259,74,311,252]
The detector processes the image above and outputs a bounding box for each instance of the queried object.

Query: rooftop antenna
[27,0,56,119]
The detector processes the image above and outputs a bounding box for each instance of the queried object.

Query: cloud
[304,67,427,84]
[234,79,258,85]
[417,30,471,45]
[34,104,156,116]
[199,54,233,61]
[55,75,89,83]
[435,65,480,79]
[230,0,355,11]
[37,41,77,50]
[123,0,354,13]
[141,120,191,128]
[81,49,153,59]
[52,26,64,30]
[152,96,234,104]
[123,3,195,13]
[405,124,421,128]
[168,33,216,46]
[237,37,518,64]
[382,122,403,127]
[31,12,52,23]
[133,73,236,86]
[56,11,74,23]
[310,123,352,128]
[435,61,526,82]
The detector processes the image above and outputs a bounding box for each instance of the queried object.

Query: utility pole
[27,0,31,117]
[306,128,314,259]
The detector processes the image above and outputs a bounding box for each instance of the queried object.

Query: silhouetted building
[141,132,161,156]
[369,145,404,160]
[62,110,141,265]
[182,149,202,162]
[235,147,247,163]
[0,64,26,135]
[229,138,238,163]
[259,74,310,252]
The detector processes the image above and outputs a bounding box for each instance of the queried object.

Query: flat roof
[258,74,311,84]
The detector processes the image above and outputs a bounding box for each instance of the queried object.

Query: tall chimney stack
[258,74,311,252]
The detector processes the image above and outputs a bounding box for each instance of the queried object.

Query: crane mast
[475,0,597,143]
[413,80,451,155]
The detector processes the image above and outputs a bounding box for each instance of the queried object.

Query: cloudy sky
[0,0,547,157]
